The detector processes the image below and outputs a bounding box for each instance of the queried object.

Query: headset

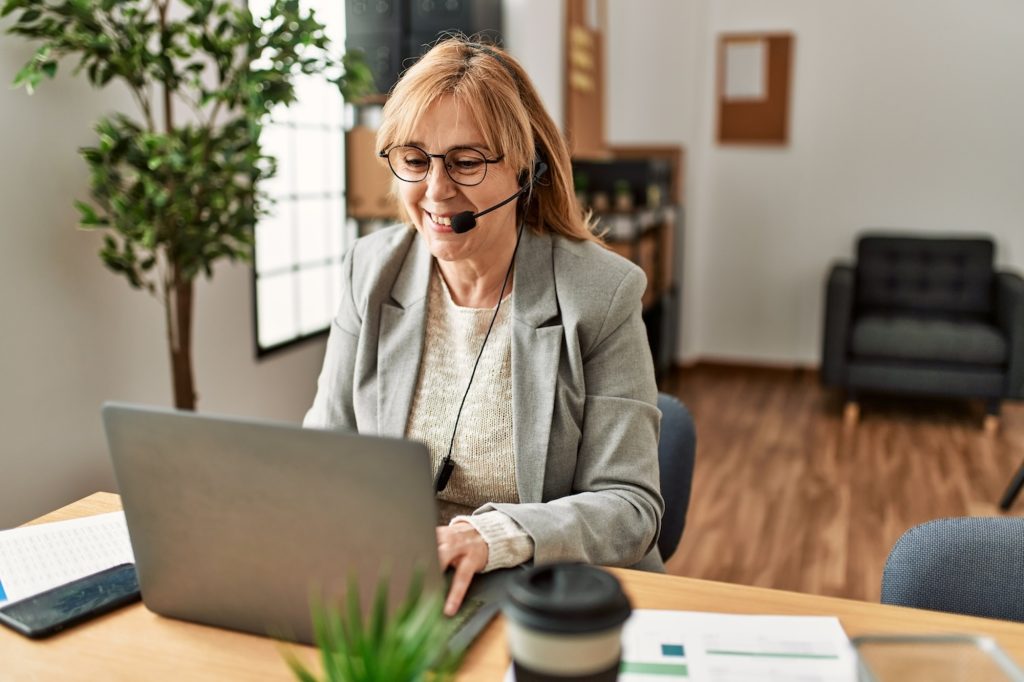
[434,40,548,493]
[450,156,549,233]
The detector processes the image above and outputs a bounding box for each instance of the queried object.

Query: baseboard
[678,355,819,373]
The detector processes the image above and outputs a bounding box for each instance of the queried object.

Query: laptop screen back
[102,403,442,644]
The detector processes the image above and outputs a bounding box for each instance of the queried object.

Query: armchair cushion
[851,315,1007,366]
[857,235,994,316]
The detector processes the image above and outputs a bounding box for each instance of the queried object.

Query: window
[251,0,353,355]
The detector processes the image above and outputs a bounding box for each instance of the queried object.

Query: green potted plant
[2,0,372,409]
[284,572,464,682]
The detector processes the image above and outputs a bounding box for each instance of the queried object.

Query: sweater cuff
[451,511,535,572]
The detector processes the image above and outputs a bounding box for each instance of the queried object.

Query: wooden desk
[5,493,1024,680]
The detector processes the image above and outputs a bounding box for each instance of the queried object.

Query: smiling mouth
[427,212,454,226]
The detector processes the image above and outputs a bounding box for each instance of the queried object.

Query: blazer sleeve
[477,266,664,567]
[303,247,361,430]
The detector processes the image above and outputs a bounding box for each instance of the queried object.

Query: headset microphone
[450,160,549,234]
[450,191,522,234]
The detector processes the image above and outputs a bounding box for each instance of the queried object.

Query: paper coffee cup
[503,563,632,682]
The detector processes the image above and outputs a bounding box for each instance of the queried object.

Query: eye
[452,158,484,170]
[446,150,486,173]
[402,155,428,168]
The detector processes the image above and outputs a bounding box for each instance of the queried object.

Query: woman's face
[393,95,521,268]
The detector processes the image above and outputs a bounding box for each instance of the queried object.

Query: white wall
[504,0,564,130]
[685,0,1024,364]
[603,0,707,360]
[605,0,693,144]
[0,39,327,527]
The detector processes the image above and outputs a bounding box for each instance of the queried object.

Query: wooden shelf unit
[572,146,685,379]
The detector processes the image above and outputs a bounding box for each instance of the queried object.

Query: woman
[304,38,663,616]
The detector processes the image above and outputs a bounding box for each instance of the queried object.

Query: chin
[415,227,461,259]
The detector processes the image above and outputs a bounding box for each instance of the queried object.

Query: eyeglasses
[379,145,504,187]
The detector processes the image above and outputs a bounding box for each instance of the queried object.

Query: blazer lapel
[377,231,432,437]
[511,229,563,503]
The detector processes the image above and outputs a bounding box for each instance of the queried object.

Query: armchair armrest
[821,263,856,387]
[995,271,1024,398]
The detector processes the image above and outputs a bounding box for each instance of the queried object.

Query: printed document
[0,511,134,604]
[506,609,857,682]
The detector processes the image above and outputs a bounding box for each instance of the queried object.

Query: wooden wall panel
[565,0,607,157]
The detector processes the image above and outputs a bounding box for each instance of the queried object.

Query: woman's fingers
[445,558,476,616]
[435,523,489,615]
[436,526,453,571]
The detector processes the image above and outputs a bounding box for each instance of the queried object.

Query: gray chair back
[881,517,1024,623]
[857,234,995,317]
[656,393,696,561]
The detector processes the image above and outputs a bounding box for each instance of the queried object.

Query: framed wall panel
[717,33,794,145]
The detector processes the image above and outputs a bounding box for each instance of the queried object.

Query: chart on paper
[619,631,691,679]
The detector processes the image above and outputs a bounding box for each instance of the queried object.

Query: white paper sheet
[0,511,134,605]
[505,609,858,682]
[724,40,767,101]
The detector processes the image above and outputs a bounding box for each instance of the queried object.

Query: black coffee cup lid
[503,563,632,634]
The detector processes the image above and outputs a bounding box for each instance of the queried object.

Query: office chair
[881,517,1024,623]
[656,393,697,561]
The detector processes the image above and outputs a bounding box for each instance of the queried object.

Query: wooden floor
[660,364,1024,603]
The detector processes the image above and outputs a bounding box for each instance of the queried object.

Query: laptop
[102,402,517,649]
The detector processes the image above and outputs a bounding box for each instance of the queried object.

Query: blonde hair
[376,37,600,243]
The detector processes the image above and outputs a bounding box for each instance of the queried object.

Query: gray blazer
[305,224,665,571]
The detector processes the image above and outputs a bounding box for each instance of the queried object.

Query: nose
[424,157,457,202]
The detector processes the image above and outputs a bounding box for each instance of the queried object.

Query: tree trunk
[167,269,196,410]
[157,2,194,409]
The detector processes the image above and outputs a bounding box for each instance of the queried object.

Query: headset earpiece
[520,155,549,188]
[533,159,549,183]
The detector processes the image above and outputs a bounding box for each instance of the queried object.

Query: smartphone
[0,563,140,638]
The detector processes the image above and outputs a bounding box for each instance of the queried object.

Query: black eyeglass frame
[378,145,505,187]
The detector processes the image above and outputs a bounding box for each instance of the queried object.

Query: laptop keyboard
[448,597,485,637]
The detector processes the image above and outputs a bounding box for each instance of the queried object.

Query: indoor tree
[3,0,371,409]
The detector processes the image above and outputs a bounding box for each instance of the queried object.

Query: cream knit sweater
[405,267,534,571]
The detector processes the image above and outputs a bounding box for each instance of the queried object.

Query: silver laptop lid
[102,402,442,644]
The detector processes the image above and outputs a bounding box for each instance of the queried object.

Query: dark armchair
[821,233,1024,428]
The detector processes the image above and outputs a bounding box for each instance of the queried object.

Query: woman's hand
[436,522,489,616]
